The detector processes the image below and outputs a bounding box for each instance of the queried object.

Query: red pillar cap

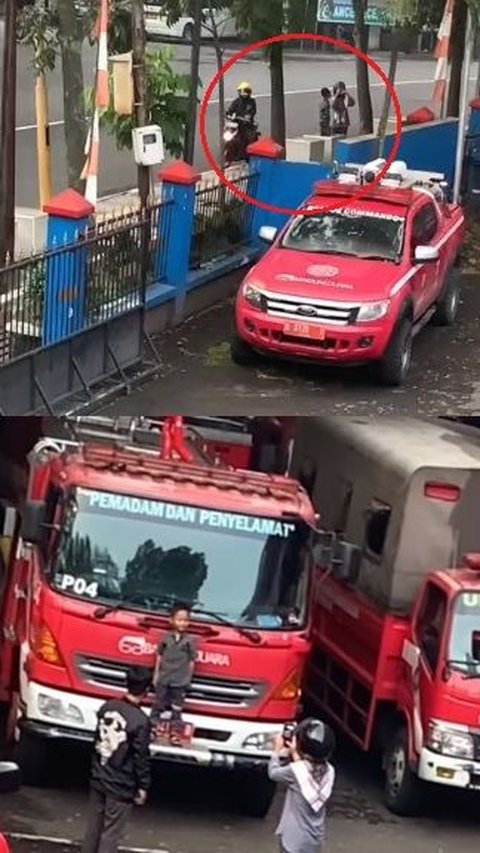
[43,188,95,219]
[403,106,436,126]
[247,137,284,159]
[160,161,201,185]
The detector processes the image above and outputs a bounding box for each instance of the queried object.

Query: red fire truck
[0,416,344,816]
[291,416,480,816]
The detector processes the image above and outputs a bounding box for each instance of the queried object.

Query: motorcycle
[223,114,260,166]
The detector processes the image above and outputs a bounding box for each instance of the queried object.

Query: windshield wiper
[93,598,135,620]
[190,607,262,645]
[446,659,480,678]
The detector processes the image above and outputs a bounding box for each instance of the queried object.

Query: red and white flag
[432,0,456,115]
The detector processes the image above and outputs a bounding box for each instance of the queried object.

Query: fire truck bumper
[418,747,480,789]
[19,681,282,771]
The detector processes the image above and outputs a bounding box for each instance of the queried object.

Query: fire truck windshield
[447,591,480,676]
[50,487,310,629]
[281,209,405,262]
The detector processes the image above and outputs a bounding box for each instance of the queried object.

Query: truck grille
[263,292,359,326]
[75,655,264,709]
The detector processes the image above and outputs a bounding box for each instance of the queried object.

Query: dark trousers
[150,683,186,727]
[82,788,132,853]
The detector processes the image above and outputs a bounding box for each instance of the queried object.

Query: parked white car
[144,1,239,41]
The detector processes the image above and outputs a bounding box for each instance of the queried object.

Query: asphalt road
[2,22,479,207]
[97,272,480,416]
[2,738,480,853]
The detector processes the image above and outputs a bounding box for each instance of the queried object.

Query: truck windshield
[448,591,480,675]
[281,209,405,261]
[51,488,310,629]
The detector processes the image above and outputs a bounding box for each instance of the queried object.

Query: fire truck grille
[76,655,264,708]
[263,294,359,326]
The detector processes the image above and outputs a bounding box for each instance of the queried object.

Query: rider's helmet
[294,718,336,762]
[238,81,252,97]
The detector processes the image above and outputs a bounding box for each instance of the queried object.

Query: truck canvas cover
[291,417,480,614]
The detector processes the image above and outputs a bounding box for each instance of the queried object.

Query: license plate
[283,321,326,340]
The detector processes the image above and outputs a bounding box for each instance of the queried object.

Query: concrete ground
[100,272,480,416]
[2,739,480,853]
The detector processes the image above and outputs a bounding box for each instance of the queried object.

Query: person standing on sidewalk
[82,665,152,853]
[331,81,355,136]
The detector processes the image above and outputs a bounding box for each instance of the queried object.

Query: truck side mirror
[21,500,46,544]
[332,540,361,583]
[311,532,360,583]
[0,761,21,794]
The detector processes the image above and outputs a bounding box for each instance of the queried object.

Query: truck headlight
[356,299,390,322]
[427,720,474,759]
[242,283,265,310]
[242,731,279,751]
[38,693,85,725]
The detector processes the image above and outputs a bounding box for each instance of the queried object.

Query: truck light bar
[424,482,461,502]
[462,553,480,571]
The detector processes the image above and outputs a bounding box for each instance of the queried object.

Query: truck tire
[376,317,412,387]
[237,773,276,817]
[432,268,460,326]
[383,727,422,816]
[13,732,51,787]
[230,334,258,366]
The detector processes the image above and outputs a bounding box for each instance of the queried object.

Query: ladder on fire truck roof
[336,158,448,200]
[34,417,301,503]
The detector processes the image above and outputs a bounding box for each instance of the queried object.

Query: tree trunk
[352,0,373,134]
[184,0,202,164]
[447,0,468,117]
[378,34,399,157]
[270,41,286,148]
[56,0,87,191]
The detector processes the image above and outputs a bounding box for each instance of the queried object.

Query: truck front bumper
[19,681,281,771]
[419,747,480,790]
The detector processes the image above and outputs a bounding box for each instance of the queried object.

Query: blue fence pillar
[159,160,200,323]
[246,138,284,243]
[42,189,94,346]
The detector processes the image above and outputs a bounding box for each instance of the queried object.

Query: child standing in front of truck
[151,604,197,746]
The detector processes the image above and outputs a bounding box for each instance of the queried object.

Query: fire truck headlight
[242,283,265,311]
[38,693,85,725]
[427,720,474,759]
[242,731,279,751]
[356,300,390,323]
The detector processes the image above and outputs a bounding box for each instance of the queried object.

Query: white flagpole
[453,8,473,202]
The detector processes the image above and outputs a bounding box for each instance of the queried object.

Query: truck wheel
[13,732,51,787]
[231,334,258,366]
[383,727,422,816]
[432,268,460,326]
[376,317,412,387]
[237,774,276,817]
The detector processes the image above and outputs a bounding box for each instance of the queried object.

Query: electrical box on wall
[132,125,165,166]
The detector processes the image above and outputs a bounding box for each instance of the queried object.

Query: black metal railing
[0,199,173,369]
[190,170,258,269]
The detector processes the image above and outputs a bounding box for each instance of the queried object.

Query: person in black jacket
[82,665,152,853]
[226,82,258,155]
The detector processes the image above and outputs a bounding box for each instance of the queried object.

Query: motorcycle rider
[226,82,258,156]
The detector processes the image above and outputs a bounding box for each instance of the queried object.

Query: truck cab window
[364,500,391,559]
[415,583,447,673]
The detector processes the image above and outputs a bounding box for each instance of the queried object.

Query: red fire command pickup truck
[232,159,465,386]
[291,416,480,815]
[0,417,351,817]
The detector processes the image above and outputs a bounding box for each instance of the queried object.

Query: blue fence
[334,119,459,190]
